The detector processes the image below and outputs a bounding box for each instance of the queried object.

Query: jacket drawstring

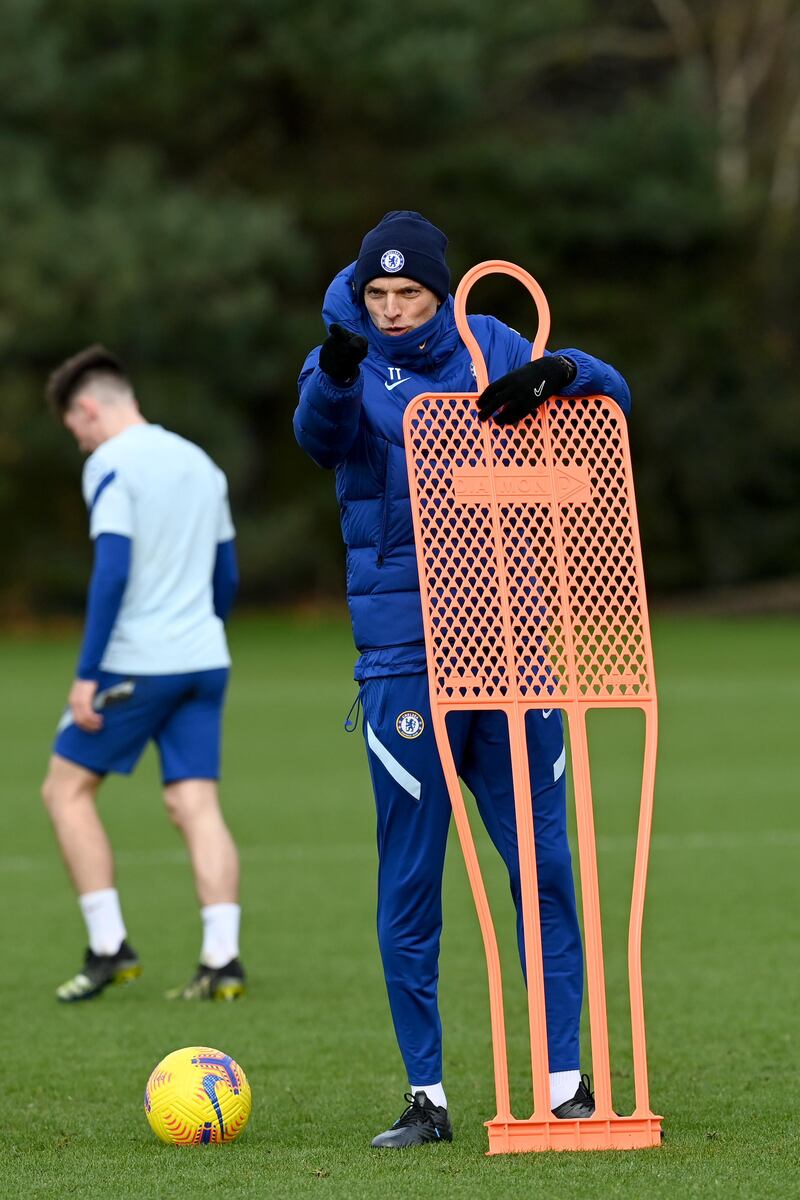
[344,687,363,733]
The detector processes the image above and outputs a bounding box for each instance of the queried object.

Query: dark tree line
[1,0,798,613]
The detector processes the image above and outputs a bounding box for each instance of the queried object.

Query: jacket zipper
[376,446,390,567]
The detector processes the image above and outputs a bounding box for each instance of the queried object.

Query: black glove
[319,323,368,386]
[477,355,577,425]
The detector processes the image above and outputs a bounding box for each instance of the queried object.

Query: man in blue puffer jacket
[294,211,631,1149]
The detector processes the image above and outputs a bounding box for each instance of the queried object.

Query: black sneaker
[371,1091,453,1149]
[552,1073,595,1119]
[165,957,246,1001]
[56,940,142,1003]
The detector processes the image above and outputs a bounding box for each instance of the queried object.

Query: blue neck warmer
[362,296,460,372]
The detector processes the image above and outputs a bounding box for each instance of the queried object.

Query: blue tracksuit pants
[361,672,583,1085]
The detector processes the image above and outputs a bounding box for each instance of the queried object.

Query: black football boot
[371,1091,453,1149]
[56,940,142,1002]
[165,956,246,1000]
[552,1073,596,1118]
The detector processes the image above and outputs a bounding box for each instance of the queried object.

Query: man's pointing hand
[319,323,368,387]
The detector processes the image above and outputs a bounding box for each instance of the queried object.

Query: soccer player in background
[42,346,245,1003]
[294,212,632,1148]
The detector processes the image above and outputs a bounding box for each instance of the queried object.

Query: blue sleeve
[77,533,132,681]
[213,538,239,622]
[294,348,363,469]
[556,347,631,416]
[484,319,632,416]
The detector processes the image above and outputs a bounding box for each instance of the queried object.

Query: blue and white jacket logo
[396,710,424,739]
[381,250,405,273]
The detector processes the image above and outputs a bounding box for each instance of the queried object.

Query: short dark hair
[46,344,129,415]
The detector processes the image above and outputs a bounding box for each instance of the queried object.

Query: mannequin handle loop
[453,260,551,393]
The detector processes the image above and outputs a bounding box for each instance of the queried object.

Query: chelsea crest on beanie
[354,211,450,302]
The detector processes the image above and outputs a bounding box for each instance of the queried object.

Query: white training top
[82,423,234,675]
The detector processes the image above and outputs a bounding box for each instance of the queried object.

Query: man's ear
[74,391,100,419]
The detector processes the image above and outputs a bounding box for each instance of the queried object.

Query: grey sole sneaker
[371,1091,453,1149]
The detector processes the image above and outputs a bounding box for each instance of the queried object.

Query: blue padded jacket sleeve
[556,348,631,416]
[213,538,239,622]
[488,320,631,416]
[294,348,363,469]
[77,532,131,681]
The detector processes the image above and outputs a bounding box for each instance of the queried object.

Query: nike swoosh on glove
[477,355,577,425]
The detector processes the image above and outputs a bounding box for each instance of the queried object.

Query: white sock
[79,888,126,956]
[410,1082,447,1110]
[200,903,240,968]
[550,1070,581,1108]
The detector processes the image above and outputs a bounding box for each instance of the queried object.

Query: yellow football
[144,1046,252,1145]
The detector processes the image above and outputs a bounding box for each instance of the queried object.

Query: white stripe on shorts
[366,722,422,801]
[56,708,74,734]
[553,744,566,782]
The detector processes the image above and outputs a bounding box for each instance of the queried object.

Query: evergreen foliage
[2,0,798,609]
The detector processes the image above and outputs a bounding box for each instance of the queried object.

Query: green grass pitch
[0,614,797,1198]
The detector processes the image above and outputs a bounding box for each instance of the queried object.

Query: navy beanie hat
[354,210,450,302]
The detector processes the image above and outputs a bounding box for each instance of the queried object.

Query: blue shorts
[54,669,229,784]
